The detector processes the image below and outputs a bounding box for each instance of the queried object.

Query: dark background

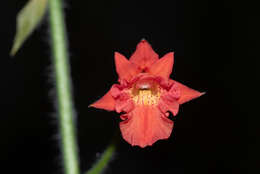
[0,0,258,174]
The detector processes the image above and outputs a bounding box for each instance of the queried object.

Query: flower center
[132,89,160,105]
[131,79,161,106]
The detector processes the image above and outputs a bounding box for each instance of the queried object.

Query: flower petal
[89,89,115,111]
[173,80,205,104]
[110,84,135,113]
[147,52,174,79]
[114,52,140,81]
[129,39,159,70]
[159,97,179,116]
[159,83,180,116]
[120,106,173,148]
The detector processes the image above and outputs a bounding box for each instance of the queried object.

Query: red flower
[90,40,204,148]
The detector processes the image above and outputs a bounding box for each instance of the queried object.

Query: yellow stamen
[132,89,160,105]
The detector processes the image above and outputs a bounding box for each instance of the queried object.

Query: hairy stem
[48,1,80,174]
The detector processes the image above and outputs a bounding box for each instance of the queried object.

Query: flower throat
[131,80,160,106]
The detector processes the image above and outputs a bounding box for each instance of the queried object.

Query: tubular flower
[90,40,204,148]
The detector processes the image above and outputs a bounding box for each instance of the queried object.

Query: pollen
[132,89,160,105]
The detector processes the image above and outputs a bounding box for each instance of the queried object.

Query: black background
[0,0,258,174]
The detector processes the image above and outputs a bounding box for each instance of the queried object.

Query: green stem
[85,133,118,174]
[48,1,80,174]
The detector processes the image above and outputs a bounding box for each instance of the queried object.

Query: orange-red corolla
[90,40,204,148]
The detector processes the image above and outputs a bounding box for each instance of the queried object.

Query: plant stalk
[48,0,80,174]
[85,133,118,174]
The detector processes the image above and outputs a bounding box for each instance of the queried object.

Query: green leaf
[10,0,48,56]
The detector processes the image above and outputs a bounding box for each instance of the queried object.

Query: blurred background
[0,0,258,174]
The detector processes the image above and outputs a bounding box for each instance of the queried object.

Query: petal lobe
[120,106,173,148]
[114,52,140,81]
[173,80,204,104]
[148,52,174,79]
[90,89,115,111]
[130,39,159,70]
